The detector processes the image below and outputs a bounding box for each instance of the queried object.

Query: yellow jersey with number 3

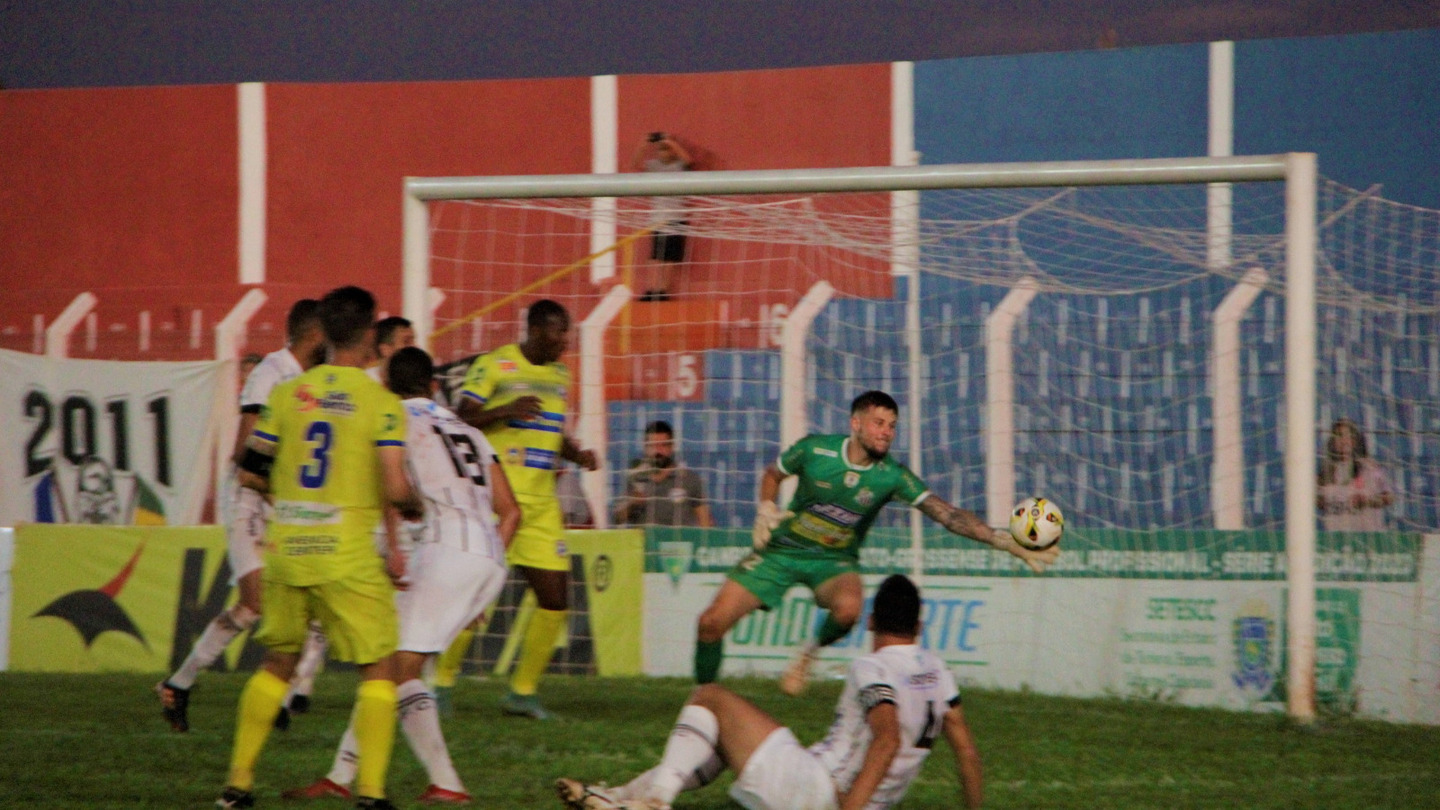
[457,343,569,504]
[250,365,407,586]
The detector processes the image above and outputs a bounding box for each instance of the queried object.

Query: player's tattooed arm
[918,495,1059,573]
[917,496,993,543]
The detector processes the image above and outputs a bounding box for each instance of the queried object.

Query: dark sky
[3,1,1436,89]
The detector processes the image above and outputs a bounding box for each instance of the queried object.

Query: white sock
[325,707,360,787]
[647,705,721,804]
[398,679,465,792]
[618,759,721,802]
[168,605,257,689]
[288,622,328,699]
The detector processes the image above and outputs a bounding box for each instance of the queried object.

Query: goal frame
[401,153,1320,722]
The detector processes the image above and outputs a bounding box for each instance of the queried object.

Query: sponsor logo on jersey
[809,502,862,526]
[295,385,357,415]
[497,360,518,373]
[524,448,558,470]
[272,500,342,525]
[908,670,940,687]
[843,470,860,488]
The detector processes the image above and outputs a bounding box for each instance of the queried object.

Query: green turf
[2,671,1438,808]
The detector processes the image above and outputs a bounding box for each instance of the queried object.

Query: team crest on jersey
[505,447,522,464]
[843,471,860,488]
[855,487,875,507]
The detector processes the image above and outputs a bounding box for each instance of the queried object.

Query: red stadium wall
[0,86,239,357]
[0,65,890,361]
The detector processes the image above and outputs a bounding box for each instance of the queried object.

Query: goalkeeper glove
[752,501,794,550]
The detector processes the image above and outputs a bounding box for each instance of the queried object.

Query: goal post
[402,154,1323,722]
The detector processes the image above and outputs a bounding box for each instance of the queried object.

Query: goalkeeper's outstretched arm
[917,496,1059,574]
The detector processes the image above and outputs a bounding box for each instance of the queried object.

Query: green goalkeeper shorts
[726,545,860,610]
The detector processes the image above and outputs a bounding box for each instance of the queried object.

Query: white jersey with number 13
[401,397,506,561]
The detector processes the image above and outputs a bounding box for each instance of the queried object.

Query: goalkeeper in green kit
[693,390,1060,693]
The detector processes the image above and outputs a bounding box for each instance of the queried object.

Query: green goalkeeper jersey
[770,433,931,558]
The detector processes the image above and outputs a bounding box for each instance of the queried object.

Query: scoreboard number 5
[671,353,699,399]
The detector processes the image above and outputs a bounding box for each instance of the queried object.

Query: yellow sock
[227,669,289,789]
[510,608,566,696]
[353,679,399,800]
[433,627,474,689]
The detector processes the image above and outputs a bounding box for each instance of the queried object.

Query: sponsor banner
[644,528,1439,724]
[0,528,12,670]
[0,349,225,526]
[8,525,646,677]
[9,524,245,672]
[441,529,645,679]
[645,527,1422,582]
[566,529,643,676]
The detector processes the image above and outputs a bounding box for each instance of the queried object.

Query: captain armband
[239,447,274,480]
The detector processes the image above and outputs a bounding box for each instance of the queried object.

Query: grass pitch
[2,670,1438,809]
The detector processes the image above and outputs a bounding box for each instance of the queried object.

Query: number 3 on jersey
[299,420,333,488]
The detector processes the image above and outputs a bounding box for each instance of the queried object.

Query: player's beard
[857,436,889,461]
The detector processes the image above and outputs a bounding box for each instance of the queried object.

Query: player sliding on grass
[693,390,1059,694]
[558,574,985,810]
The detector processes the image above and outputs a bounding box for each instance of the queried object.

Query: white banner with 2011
[0,349,227,526]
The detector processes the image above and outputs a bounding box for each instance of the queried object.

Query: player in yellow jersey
[218,286,422,810]
[453,299,599,720]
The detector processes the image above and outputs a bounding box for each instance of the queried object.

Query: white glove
[752,501,794,550]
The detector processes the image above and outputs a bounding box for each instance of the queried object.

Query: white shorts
[223,477,271,583]
[395,542,507,653]
[729,728,838,810]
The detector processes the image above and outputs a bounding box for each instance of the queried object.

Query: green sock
[816,614,851,647]
[694,639,724,683]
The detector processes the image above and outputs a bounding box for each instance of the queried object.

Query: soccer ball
[1009,496,1064,550]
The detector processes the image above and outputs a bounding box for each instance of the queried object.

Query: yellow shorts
[256,564,398,665]
[506,498,568,572]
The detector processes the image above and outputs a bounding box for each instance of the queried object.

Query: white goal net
[404,157,1440,724]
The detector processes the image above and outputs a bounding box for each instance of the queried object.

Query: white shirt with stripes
[400,397,506,561]
[808,643,959,809]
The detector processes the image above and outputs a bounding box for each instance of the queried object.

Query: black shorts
[652,223,687,263]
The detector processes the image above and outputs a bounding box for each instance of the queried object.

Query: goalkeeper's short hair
[851,390,898,416]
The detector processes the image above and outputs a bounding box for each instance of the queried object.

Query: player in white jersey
[365,315,417,385]
[556,574,984,810]
[156,299,330,733]
[285,347,521,806]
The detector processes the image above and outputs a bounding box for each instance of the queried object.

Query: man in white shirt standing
[556,574,985,810]
[285,346,521,805]
[156,299,330,733]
